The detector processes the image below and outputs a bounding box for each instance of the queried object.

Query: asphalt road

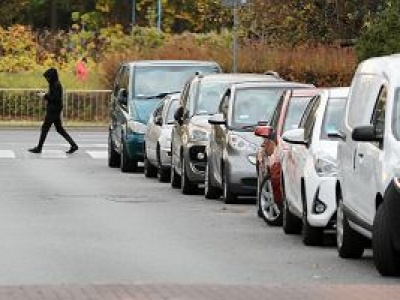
[0,128,398,286]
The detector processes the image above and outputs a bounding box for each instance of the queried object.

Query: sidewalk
[0,284,399,300]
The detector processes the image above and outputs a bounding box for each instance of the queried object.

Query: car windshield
[231,88,285,130]
[133,65,219,97]
[166,99,179,124]
[282,96,313,133]
[194,81,231,115]
[320,97,347,139]
[130,99,162,124]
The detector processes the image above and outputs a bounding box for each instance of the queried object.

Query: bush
[356,1,400,62]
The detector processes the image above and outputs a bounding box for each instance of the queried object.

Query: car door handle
[358,153,364,158]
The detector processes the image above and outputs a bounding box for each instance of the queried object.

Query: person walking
[75,57,88,82]
[29,68,78,154]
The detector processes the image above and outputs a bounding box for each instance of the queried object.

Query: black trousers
[37,113,77,150]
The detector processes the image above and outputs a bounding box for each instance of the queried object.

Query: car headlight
[228,134,258,152]
[189,128,209,142]
[314,153,337,177]
[127,120,147,134]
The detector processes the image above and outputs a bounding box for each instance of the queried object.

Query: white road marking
[0,150,15,159]
[40,150,67,159]
[86,151,107,159]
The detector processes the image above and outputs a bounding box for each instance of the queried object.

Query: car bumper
[225,153,257,195]
[126,133,145,161]
[306,176,337,228]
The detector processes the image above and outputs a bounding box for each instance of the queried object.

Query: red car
[254,88,320,226]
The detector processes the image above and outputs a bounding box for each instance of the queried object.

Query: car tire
[258,176,282,226]
[223,168,237,204]
[302,200,324,246]
[181,157,198,195]
[144,151,157,178]
[108,133,120,168]
[204,162,221,199]
[336,192,366,259]
[373,201,400,276]
[282,177,302,234]
[170,159,181,188]
[120,138,137,173]
[157,148,170,182]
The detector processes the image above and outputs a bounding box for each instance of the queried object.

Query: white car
[280,87,348,246]
[335,54,400,276]
[144,93,180,182]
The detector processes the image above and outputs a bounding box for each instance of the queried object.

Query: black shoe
[28,147,42,154]
[66,145,78,154]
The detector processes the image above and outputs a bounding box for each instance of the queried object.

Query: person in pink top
[75,57,88,82]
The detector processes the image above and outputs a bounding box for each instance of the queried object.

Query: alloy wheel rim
[260,179,280,221]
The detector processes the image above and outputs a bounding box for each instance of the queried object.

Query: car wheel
[302,200,324,246]
[373,201,400,276]
[204,162,221,199]
[120,138,137,173]
[181,157,198,195]
[170,158,181,188]
[258,176,282,226]
[282,177,302,234]
[336,191,366,258]
[108,133,120,168]
[157,149,170,183]
[223,168,237,204]
[144,151,157,178]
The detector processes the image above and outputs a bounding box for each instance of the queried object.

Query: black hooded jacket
[43,68,63,115]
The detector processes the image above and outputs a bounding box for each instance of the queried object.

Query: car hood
[316,140,338,160]
[231,130,263,146]
[190,115,212,132]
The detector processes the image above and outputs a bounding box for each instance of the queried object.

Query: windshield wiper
[240,124,258,129]
[137,91,180,99]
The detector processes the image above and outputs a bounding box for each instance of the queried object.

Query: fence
[0,89,112,126]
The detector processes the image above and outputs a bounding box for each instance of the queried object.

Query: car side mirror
[117,88,128,106]
[254,125,274,139]
[208,113,226,125]
[282,128,307,145]
[154,116,163,126]
[352,125,383,142]
[174,106,184,125]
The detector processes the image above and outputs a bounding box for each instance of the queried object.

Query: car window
[132,65,218,97]
[194,81,230,115]
[282,96,312,133]
[166,99,179,124]
[300,96,321,144]
[320,97,347,140]
[219,90,230,117]
[392,88,400,141]
[371,86,387,148]
[153,102,164,124]
[231,87,285,129]
[270,93,285,130]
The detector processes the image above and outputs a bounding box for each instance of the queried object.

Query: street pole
[233,0,238,73]
[132,0,136,25]
[157,0,162,31]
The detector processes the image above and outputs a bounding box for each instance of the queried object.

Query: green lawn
[0,70,104,90]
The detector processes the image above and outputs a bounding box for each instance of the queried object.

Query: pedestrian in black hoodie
[29,68,78,154]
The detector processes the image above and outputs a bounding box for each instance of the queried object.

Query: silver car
[206,81,313,203]
[144,93,180,182]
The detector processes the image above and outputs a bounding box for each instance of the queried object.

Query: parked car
[254,88,320,226]
[206,81,313,203]
[144,92,180,182]
[334,55,400,276]
[108,60,221,172]
[280,87,348,245]
[171,73,280,195]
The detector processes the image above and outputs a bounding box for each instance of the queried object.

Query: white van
[335,54,400,276]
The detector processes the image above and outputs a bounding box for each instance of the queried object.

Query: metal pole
[233,1,238,73]
[157,0,162,31]
[133,0,136,25]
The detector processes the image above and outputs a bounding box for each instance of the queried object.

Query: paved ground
[0,128,399,299]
